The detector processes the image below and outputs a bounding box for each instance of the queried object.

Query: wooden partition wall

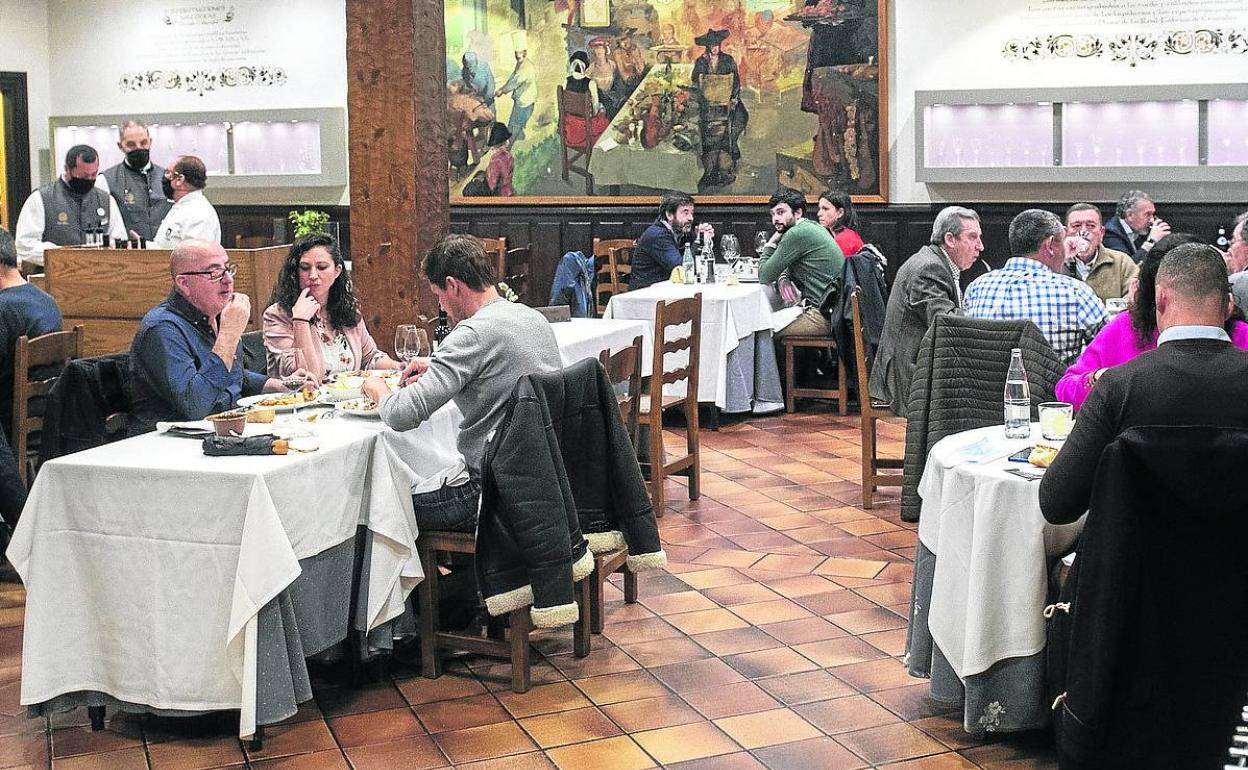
[40,245,289,357]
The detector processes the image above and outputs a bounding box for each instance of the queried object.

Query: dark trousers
[411,477,481,534]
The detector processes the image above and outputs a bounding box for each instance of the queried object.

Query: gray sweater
[378,299,562,473]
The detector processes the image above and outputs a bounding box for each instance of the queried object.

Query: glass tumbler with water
[1004,348,1031,438]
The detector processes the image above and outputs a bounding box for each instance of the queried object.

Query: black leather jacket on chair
[476,370,594,628]
[527,358,665,568]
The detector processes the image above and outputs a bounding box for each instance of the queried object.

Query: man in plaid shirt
[965,209,1107,363]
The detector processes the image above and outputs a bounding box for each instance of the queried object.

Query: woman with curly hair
[1056,232,1248,410]
[262,234,402,379]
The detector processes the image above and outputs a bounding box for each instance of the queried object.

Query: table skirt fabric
[907,542,1054,734]
[722,330,784,414]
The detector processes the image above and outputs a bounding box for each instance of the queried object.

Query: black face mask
[66,176,95,195]
[161,177,175,200]
[125,148,150,169]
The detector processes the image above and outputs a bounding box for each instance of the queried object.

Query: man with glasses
[150,156,221,248]
[129,240,292,433]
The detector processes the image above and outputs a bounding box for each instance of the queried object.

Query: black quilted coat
[901,315,1065,522]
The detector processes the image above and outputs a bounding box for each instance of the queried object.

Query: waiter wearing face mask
[101,119,171,241]
[14,144,127,270]
[150,155,221,248]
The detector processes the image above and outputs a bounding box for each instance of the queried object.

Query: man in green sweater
[758,187,845,337]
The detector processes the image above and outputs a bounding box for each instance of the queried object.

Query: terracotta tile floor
[0,411,1059,769]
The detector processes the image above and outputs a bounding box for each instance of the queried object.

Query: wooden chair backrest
[12,325,84,485]
[558,85,594,121]
[652,294,701,395]
[502,246,531,303]
[593,238,635,315]
[479,237,507,283]
[599,335,644,447]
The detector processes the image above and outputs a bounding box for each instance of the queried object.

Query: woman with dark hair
[816,189,864,256]
[1056,232,1248,410]
[262,234,401,379]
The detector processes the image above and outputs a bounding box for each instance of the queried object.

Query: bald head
[170,239,224,277]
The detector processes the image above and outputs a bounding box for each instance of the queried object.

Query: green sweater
[758,218,845,307]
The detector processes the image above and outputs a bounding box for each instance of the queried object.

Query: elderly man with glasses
[129,240,297,433]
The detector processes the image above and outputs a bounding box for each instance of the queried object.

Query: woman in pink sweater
[1058,233,1248,409]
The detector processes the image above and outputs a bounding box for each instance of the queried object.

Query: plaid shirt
[964,257,1108,363]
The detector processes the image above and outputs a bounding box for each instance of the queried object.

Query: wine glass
[754,231,769,257]
[394,325,430,364]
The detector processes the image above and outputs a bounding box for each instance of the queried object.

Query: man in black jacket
[1040,242,1248,524]
[1102,189,1170,264]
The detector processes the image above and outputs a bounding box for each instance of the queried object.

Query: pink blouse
[1056,311,1248,410]
[262,302,385,378]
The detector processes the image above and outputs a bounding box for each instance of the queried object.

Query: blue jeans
[412,477,480,533]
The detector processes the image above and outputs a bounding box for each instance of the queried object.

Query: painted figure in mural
[613,28,649,89]
[563,51,610,147]
[587,37,628,120]
[461,51,496,108]
[448,83,496,176]
[496,31,537,144]
[692,28,749,190]
[460,123,514,197]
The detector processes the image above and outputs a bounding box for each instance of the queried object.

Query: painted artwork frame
[446,0,888,204]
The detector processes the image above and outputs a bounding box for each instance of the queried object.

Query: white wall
[0,0,51,186]
[888,0,1248,203]
[44,0,349,205]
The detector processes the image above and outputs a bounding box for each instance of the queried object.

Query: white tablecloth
[8,404,462,737]
[916,424,1084,679]
[604,281,774,408]
[550,318,652,371]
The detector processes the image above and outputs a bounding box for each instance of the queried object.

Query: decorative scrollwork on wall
[118,66,287,96]
[1003,28,1247,66]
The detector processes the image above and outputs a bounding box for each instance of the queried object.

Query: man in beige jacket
[1062,203,1138,303]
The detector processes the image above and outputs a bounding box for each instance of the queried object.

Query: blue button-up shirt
[964,256,1108,364]
[129,291,267,433]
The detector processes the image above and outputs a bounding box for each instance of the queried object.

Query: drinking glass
[754,231,769,257]
[394,325,430,364]
[720,234,740,261]
[1038,402,1073,441]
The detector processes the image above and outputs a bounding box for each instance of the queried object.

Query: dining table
[7,403,463,738]
[905,423,1085,734]
[603,280,783,415]
[549,317,652,369]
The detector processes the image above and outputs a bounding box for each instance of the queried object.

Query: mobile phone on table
[1007,447,1034,463]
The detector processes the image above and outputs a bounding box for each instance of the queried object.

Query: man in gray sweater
[363,234,562,531]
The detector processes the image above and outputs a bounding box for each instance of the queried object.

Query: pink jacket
[262,302,385,378]
[1056,311,1248,410]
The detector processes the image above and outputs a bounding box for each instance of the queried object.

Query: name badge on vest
[126,191,136,205]
[57,211,68,224]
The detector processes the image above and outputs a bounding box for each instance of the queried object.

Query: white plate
[237,392,322,412]
[335,398,381,418]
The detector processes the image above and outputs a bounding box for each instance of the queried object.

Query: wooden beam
[345,0,449,347]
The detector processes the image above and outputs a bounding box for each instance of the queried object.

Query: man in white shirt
[14,144,126,269]
[151,156,221,248]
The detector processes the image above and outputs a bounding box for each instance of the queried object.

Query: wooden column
[345,0,448,346]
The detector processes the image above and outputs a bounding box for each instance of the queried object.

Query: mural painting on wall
[446,0,887,202]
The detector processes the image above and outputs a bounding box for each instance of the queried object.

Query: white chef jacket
[150,189,222,248]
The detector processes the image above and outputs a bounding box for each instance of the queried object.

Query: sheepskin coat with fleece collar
[525,358,665,570]
[475,370,595,628]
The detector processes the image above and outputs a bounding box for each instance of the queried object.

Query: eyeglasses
[179,262,237,282]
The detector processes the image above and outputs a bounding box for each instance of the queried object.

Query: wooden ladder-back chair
[501,246,531,304]
[851,288,902,508]
[639,295,701,512]
[592,238,635,315]
[556,85,595,194]
[11,325,84,486]
[590,336,645,633]
[479,237,507,283]
[417,530,591,693]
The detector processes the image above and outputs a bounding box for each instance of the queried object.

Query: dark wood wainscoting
[219,201,1245,300]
